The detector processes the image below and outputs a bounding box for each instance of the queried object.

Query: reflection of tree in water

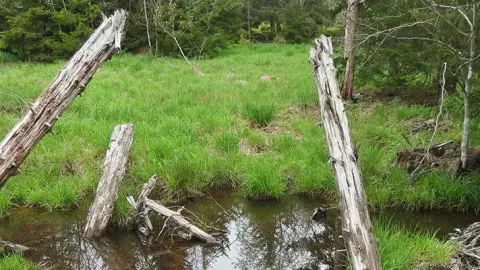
[231,198,336,270]
[179,197,337,270]
[0,197,338,270]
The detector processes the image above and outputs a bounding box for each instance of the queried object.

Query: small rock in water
[311,207,327,221]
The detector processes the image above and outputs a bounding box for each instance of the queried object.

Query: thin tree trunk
[310,36,382,270]
[143,0,152,54]
[342,0,361,100]
[84,124,134,237]
[0,10,127,189]
[461,5,476,169]
[247,0,251,41]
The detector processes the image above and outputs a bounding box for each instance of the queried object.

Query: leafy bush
[150,0,243,57]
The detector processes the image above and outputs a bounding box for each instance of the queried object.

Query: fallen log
[84,124,134,237]
[309,36,381,269]
[144,199,217,243]
[0,10,127,188]
[127,176,217,244]
[0,240,29,253]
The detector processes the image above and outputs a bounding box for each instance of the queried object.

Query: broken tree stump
[309,36,382,270]
[84,124,134,237]
[0,10,127,188]
[127,176,217,244]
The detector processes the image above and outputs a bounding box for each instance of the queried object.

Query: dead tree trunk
[310,36,382,270]
[342,0,361,100]
[0,10,127,189]
[84,124,134,237]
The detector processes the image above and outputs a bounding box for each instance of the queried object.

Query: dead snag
[309,36,381,270]
[127,174,157,234]
[127,177,217,244]
[0,10,127,188]
[84,124,134,237]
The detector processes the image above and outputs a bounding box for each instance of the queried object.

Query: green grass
[241,101,277,126]
[0,254,36,270]
[376,220,456,269]
[0,43,480,220]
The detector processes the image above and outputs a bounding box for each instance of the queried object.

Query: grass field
[1,44,480,222]
[1,43,475,269]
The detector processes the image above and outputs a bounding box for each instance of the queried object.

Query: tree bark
[0,10,127,189]
[84,124,134,237]
[461,4,476,169]
[342,0,361,100]
[310,36,382,270]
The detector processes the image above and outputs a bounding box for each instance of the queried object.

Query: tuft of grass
[215,131,240,153]
[240,156,286,198]
[0,255,36,270]
[395,105,432,121]
[241,101,276,126]
[376,220,456,269]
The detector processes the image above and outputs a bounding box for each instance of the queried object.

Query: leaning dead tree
[0,10,127,189]
[84,124,134,237]
[127,176,217,244]
[310,36,382,270]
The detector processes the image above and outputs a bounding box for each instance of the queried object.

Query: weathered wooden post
[84,124,134,237]
[0,10,127,188]
[309,36,382,270]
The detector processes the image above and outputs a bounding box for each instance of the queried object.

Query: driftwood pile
[127,176,217,244]
[449,222,480,269]
[397,140,480,178]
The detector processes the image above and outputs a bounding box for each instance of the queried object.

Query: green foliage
[150,0,243,57]
[241,156,286,198]
[0,255,36,270]
[376,220,456,269]
[0,0,101,61]
[395,105,431,121]
[215,131,240,153]
[241,101,276,126]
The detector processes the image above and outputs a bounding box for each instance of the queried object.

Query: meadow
[1,43,476,268]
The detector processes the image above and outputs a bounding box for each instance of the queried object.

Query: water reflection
[0,196,478,269]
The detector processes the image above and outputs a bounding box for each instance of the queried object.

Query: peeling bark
[84,124,134,237]
[310,36,381,270]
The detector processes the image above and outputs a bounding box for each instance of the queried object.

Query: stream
[0,195,478,270]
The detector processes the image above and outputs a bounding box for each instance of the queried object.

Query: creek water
[0,195,478,270]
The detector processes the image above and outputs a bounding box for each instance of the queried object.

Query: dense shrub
[0,0,101,61]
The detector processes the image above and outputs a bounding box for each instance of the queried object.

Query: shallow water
[0,196,478,270]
